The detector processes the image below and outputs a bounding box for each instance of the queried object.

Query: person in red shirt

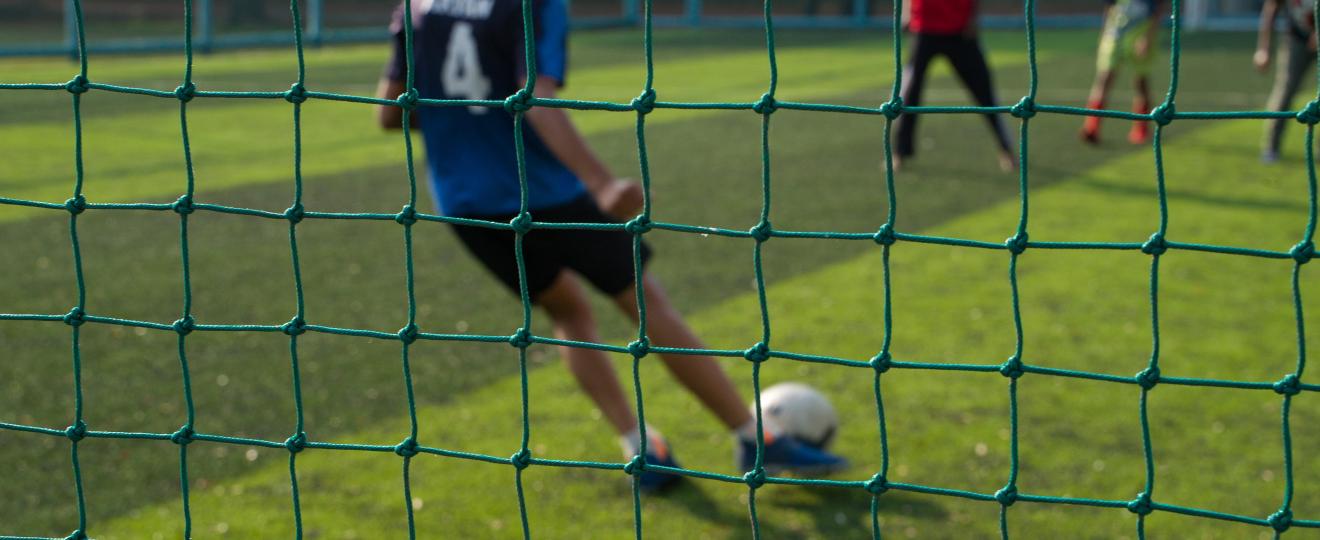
[894,0,1015,172]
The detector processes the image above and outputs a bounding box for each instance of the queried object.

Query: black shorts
[450,195,652,302]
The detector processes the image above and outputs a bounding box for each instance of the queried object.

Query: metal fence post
[623,0,639,25]
[198,0,214,53]
[851,0,868,27]
[308,0,324,47]
[64,0,77,59]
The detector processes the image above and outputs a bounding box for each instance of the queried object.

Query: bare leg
[613,272,754,431]
[1086,69,1118,107]
[538,270,638,435]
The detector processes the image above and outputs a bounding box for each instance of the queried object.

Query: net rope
[0,0,1317,537]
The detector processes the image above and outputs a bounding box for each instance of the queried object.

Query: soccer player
[375,0,847,492]
[1255,0,1317,163]
[894,0,1016,172]
[1080,0,1164,146]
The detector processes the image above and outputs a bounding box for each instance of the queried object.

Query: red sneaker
[1128,122,1150,145]
[1080,125,1100,145]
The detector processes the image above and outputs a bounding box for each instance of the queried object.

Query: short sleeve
[385,4,408,82]
[515,0,570,87]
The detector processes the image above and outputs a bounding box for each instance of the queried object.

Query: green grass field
[2,27,1318,539]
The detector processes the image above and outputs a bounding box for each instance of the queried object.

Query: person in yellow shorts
[1081,0,1165,145]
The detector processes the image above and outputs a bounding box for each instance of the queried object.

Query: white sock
[619,424,655,457]
[734,418,778,442]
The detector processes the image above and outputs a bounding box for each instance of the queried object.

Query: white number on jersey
[442,22,492,114]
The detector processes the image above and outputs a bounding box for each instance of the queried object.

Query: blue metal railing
[0,0,1261,58]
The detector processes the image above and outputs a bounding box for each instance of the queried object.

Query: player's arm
[521,75,643,219]
[375,77,417,130]
[1256,0,1281,71]
[377,5,416,130]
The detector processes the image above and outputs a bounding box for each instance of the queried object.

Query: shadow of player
[661,476,948,538]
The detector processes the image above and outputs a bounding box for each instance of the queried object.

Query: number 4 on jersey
[443,22,492,114]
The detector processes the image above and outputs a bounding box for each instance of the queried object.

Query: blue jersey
[388,0,585,217]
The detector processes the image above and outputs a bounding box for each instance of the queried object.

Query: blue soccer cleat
[635,433,683,494]
[736,434,849,477]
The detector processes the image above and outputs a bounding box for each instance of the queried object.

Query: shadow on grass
[659,479,947,538]
[0,33,1249,534]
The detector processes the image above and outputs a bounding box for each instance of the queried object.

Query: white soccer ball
[751,382,838,450]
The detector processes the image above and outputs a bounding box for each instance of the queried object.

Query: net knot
[504,88,533,114]
[1274,373,1302,396]
[623,454,647,476]
[743,468,766,488]
[864,473,888,495]
[65,530,88,540]
[994,485,1018,507]
[64,196,86,215]
[1290,241,1314,265]
[744,342,770,363]
[1141,232,1167,256]
[65,75,89,94]
[879,97,903,120]
[510,448,532,470]
[1297,100,1320,125]
[398,323,420,345]
[395,204,418,226]
[281,316,306,336]
[63,307,86,327]
[1010,97,1036,119]
[627,337,650,358]
[1000,355,1024,379]
[509,327,532,349]
[284,432,307,453]
[873,224,896,246]
[64,420,87,442]
[397,88,419,111]
[1135,366,1160,390]
[1127,491,1153,515]
[624,215,652,235]
[749,220,773,243]
[752,93,777,115]
[1269,509,1293,532]
[283,204,305,224]
[1004,232,1029,255]
[870,351,892,373]
[170,426,195,445]
[1150,102,1176,126]
[174,82,196,103]
[394,437,420,458]
[172,315,195,336]
[284,83,308,104]
[632,88,657,114]
[509,212,534,235]
[172,194,195,216]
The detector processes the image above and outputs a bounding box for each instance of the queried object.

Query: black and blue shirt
[388,0,584,216]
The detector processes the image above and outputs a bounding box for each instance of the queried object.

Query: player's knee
[540,282,596,328]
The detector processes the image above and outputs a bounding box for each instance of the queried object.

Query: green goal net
[0,0,1317,538]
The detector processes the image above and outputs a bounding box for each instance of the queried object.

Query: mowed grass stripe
[85,117,1319,539]
[0,39,1037,221]
[0,28,1297,538]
